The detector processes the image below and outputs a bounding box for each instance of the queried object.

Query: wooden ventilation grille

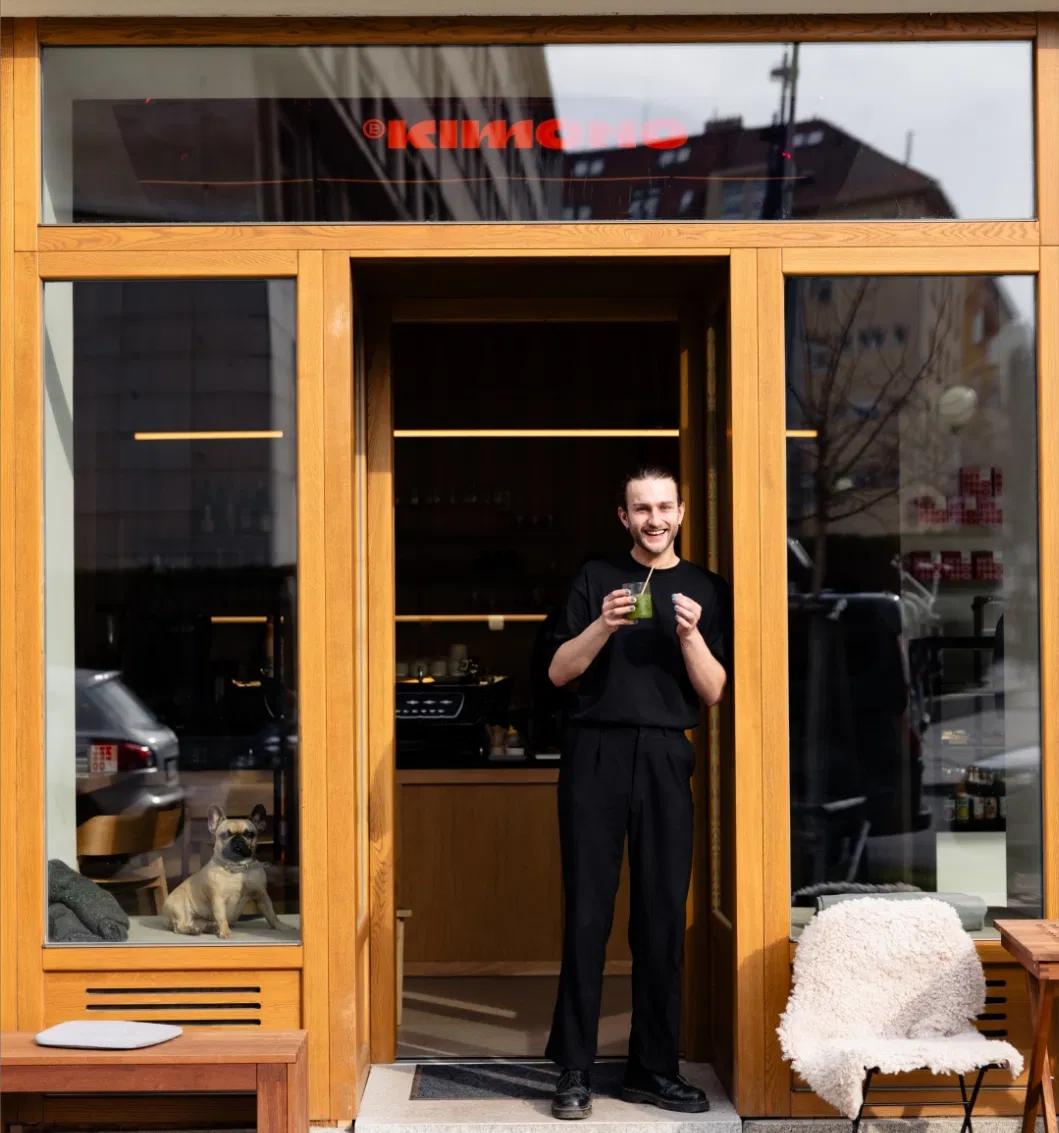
[84,984,263,1027]
[976,977,1011,1039]
[43,970,301,1030]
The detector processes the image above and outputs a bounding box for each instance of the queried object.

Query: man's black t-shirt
[552,553,730,730]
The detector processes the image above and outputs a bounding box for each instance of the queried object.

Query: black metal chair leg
[851,1068,878,1133]
[957,1065,994,1133]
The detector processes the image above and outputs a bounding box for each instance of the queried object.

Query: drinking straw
[644,565,656,593]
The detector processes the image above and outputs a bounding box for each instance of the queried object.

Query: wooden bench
[0,1030,307,1133]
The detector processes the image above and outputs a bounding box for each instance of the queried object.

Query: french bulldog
[163,804,281,938]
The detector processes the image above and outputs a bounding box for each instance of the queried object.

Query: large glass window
[785,274,1042,936]
[42,42,1033,224]
[44,278,300,945]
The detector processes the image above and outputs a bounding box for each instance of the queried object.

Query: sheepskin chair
[778,897,1024,1128]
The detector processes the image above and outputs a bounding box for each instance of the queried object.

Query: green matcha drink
[622,581,654,620]
[631,589,653,619]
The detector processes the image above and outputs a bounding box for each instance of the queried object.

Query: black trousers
[545,724,695,1076]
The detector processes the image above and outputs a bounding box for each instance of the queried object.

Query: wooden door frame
[356,269,731,1067]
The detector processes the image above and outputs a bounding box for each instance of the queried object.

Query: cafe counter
[396,767,632,974]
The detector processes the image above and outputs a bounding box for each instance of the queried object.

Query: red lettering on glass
[473,119,537,149]
[365,117,689,152]
[640,120,689,149]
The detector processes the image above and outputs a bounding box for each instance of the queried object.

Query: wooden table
[996,920,1059,1133]
[0,1030,307,1133]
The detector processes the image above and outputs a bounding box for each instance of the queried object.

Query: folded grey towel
[815,890,988,932]
[48,859,129,942]
[48,901,104,943]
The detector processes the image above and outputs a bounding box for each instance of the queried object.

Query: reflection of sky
[545,42,1036,323]
[545,42,1034,222]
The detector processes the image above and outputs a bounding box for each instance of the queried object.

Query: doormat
[410,1061,628,1101]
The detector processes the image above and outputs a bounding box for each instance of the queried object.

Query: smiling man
[545,464,729,1120]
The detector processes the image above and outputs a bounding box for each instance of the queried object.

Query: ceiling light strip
[134,430,284,441]
[394,614,547,623]
[393,429,679,439]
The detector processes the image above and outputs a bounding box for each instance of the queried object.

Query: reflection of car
[75,669,184,822]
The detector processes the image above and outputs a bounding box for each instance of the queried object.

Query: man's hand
[673,592,702,640]
[601,588,636,632]
[549,588,634,686]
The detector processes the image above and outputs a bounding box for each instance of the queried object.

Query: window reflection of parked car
[75,669,184,824]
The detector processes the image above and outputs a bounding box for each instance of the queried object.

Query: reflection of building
[560,116,955,221]
[72,46,559,221]
[785,273,1031,550]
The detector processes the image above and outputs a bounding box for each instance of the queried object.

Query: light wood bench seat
[0,1030,307,1133]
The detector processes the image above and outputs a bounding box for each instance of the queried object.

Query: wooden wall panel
[679,301,711,1060]
[0,18,18,1037]
[11,20,36,250]
[1038,17,1059,246]
[42,970,302,1029]
[37,250,298,277]
[756,248,792,1116]
[35,15,1038,45]
[398,783,564,963]
[321,249,362,1122]
[365,303,397,1063]
[36,222,1037,255]
[43,947,303,971]
[13,250,43,1031]
[783,246,1039,275]
[1041,246,1059,920]
[728,248,766,1115]
[295,249,331,1119]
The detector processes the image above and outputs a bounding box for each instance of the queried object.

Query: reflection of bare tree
[788,278,955,594]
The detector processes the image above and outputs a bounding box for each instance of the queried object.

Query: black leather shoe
[552,1069,592,1120]
[621,1064,709,1113]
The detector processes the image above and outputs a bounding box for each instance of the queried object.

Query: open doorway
[358,260,730,1066]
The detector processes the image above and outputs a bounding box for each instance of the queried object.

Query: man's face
[619,477,685,557]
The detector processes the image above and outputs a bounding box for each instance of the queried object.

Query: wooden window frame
[754,243,1059,1118]
[1,12,1056,1125]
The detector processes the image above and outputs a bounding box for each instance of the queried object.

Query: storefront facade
[0,11,1056,1127]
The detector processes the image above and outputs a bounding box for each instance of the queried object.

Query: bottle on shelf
[953,779,971,827]
[949,765,1006,832]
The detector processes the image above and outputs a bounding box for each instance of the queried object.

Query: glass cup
[622,581,653,621]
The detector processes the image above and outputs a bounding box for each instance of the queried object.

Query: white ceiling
[7,0,1058,15]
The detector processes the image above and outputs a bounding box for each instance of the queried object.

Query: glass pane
[43,42,1033,223]
[394,320,679,765]
[44,278,300,946]
[785,274,1042,937]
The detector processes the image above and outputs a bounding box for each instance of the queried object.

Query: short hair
[620,465,683,509]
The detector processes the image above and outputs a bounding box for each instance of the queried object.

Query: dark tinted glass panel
[393,320,679,769]
[393,322,680,430]
[784,274,1042,936]
[43,43,1033,223]
[396,435,679,618]
[44,278,300,946]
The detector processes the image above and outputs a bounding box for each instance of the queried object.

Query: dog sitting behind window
[163,804,281,938]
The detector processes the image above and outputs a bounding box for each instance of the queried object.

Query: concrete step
[355,1061,741,1133]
